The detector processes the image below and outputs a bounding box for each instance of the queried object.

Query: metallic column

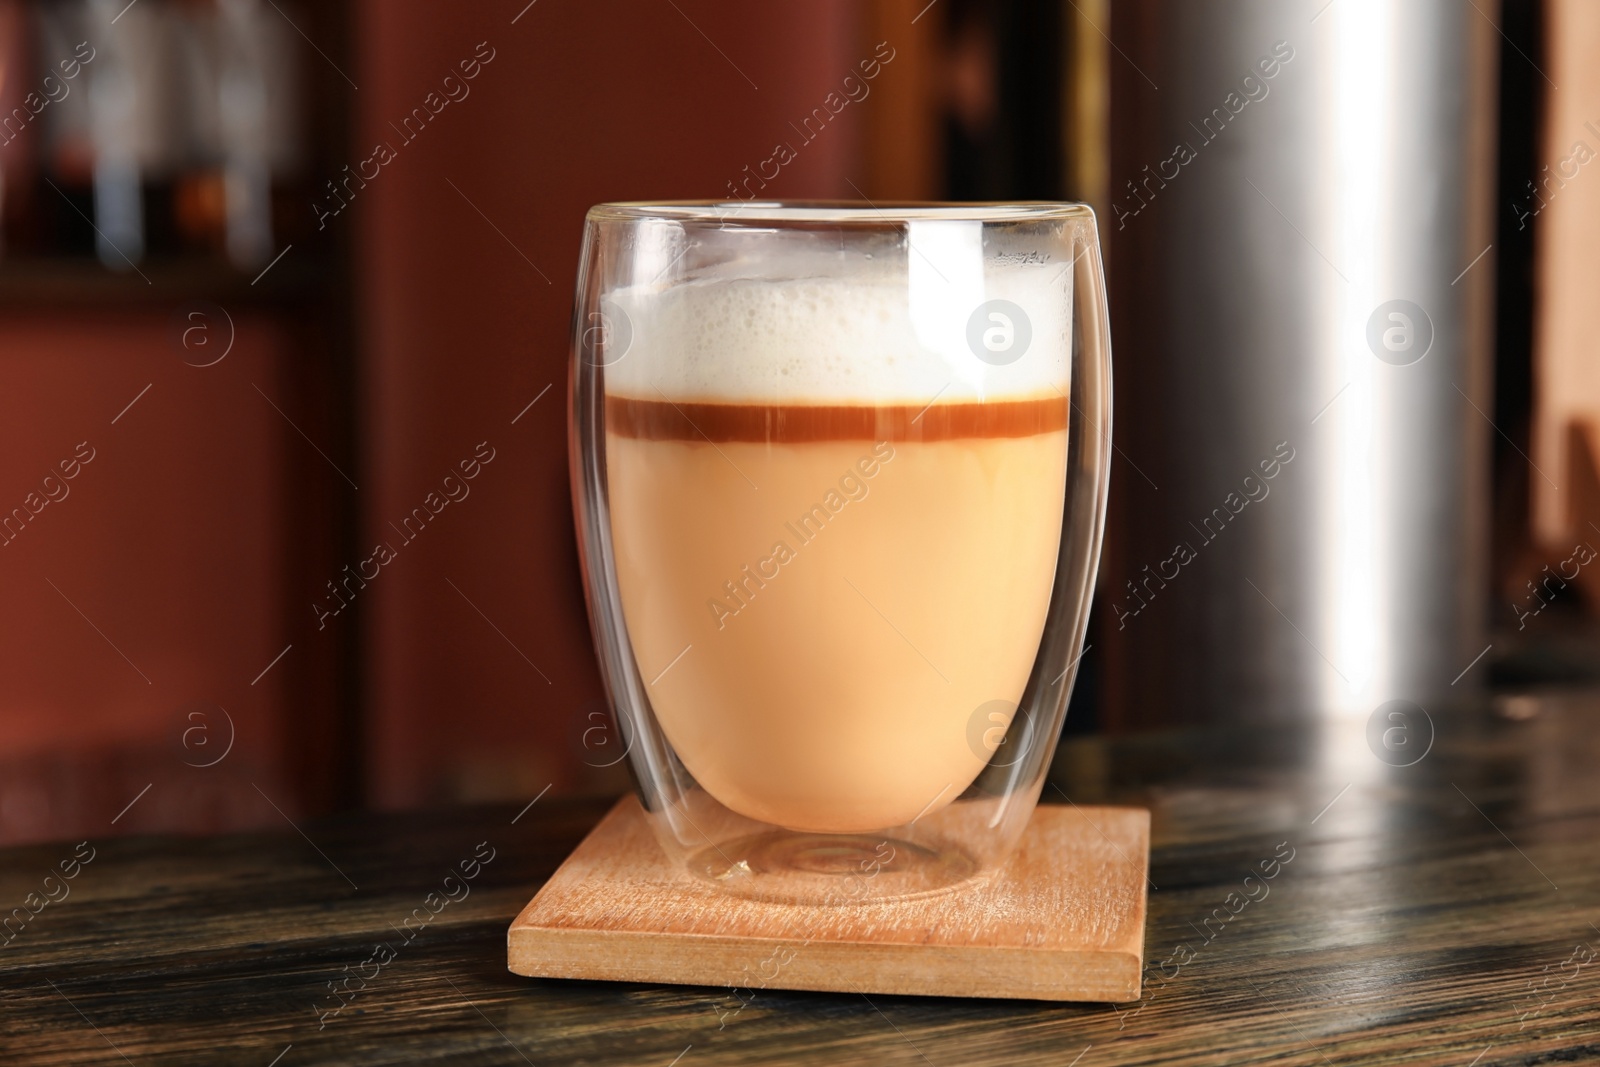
[1100,0,1499,726]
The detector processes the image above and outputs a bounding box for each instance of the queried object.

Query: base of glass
[687,829,983,904]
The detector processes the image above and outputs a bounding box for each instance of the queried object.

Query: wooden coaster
[508,796,1150,1003]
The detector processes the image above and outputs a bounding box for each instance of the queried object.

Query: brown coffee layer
[605,394,1069,443]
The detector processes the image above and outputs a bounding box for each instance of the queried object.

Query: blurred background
[0,0,1595,845]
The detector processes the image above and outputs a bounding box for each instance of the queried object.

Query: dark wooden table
[4,690,1599,1066]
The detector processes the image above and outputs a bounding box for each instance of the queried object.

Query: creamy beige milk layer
[603,267,1071,833]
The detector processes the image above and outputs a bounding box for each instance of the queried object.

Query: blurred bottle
[34,0,95,255]
[214,0,300,269]
[0,0,38,258]
[85,0,187,268]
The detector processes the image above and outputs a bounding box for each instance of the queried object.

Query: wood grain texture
[2,692,1599,1065]
[509,797,1149,1002]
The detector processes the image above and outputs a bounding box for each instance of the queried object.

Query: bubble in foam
[603,264,1071,405]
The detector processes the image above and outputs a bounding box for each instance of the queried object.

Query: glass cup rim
[585,199,1096,225]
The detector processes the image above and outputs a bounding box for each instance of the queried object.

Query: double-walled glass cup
[570,202,1111,904]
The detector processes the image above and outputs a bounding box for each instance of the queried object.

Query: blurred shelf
[0,254,334,311]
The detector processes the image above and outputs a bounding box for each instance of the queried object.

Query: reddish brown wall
[0,312,311,842]
[354,0,865,808]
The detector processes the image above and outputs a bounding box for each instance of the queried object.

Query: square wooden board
[508,797,1150,1003]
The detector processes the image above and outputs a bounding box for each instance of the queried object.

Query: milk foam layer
[604,262,1072,405]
